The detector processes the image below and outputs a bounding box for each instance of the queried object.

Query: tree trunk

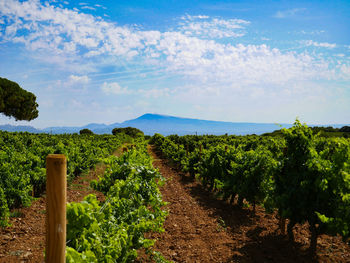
[287,221,294,241]
[230,194,236,205]
[209,178,215,191]
[309,224,318,257]
[238,196,243,207]
[228,194,233,204]
[279,216,286,235]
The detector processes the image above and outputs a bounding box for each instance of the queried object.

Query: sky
[0,0,349,128]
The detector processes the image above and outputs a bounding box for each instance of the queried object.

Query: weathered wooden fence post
[46,154,67,263]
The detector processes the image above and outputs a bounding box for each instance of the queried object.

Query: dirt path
[146,147,235,262]
[147,146,350,263]
[1,145,349,262]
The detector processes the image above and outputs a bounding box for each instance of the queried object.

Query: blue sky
[0,0,349,128]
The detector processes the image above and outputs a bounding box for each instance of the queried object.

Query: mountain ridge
[0,113,348,135]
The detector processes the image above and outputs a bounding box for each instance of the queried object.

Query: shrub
[79,129,94,135]
[112,127,144,137]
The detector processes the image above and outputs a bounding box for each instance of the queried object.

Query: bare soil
[0,164,106,263]
[1,145,349,263]
[145,146,350,263]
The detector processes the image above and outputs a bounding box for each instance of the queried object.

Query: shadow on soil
[186,182,254,230]
[181,173,317,262]
[153,149,254,230]
[229,233,316,263]
[152,147,317,263]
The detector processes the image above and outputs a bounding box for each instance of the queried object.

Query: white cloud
[0,0,129,58]
[179,15,250,38]
[71,99,83,108]
[94,4,106,9]
[155,32,334,86]
[69,74,90,84]
[62,75,90,90]
[304,40,336,49]
[81,6,96,11]
[339,64,350,79]
[181,15,209,20]
[300,30,325,35]
[274,8,306,18]
[139,87,171,98]
[0,0,347,93]
[101,82,129,95]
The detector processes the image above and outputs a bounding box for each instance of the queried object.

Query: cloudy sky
[0,0,349,128]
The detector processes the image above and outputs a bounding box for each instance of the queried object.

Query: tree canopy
[340,126,350,132]
[0,77,39,121]
[112,127,144,137]
[79,128,94,135]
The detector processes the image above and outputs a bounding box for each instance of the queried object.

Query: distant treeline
[311,126,350,133]
[264,125,350,138]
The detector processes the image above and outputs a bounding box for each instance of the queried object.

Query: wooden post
[46,154,67,263]
[279,216,286,235]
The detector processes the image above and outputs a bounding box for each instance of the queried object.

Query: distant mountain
[120,113,292,135]
[0,124,42,133]
[0,113,348,136]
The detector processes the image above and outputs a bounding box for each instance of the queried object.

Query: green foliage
[264,125,350,138]
[0,131,125,226]
[311,126,340,133]
[151,120,350,250]
[0,187,9,227]
[274,120,350,250]
[151,133,283,212]
[112,127,144,137]
[67,142,167,262]
[314,138,350,242]
[340,126,350,132]
[0,77,38,121]
[275,120,316,222]
[79,128,94,135]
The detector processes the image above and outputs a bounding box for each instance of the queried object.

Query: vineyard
[0,131,128,226]
[0,131,168,262]
[66,141,167,261]
[0,121,349,262]
[150,120,350,257]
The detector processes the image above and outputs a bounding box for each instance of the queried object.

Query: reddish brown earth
[0,164,106,263]
[145,146,350,263]
[1,145,349,263]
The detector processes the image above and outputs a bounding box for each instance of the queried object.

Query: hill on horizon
[0,113,347,136]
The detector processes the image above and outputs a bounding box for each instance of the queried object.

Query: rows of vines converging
[0,131,128,226]
[151,120,350,254]
[66,140,168,262]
